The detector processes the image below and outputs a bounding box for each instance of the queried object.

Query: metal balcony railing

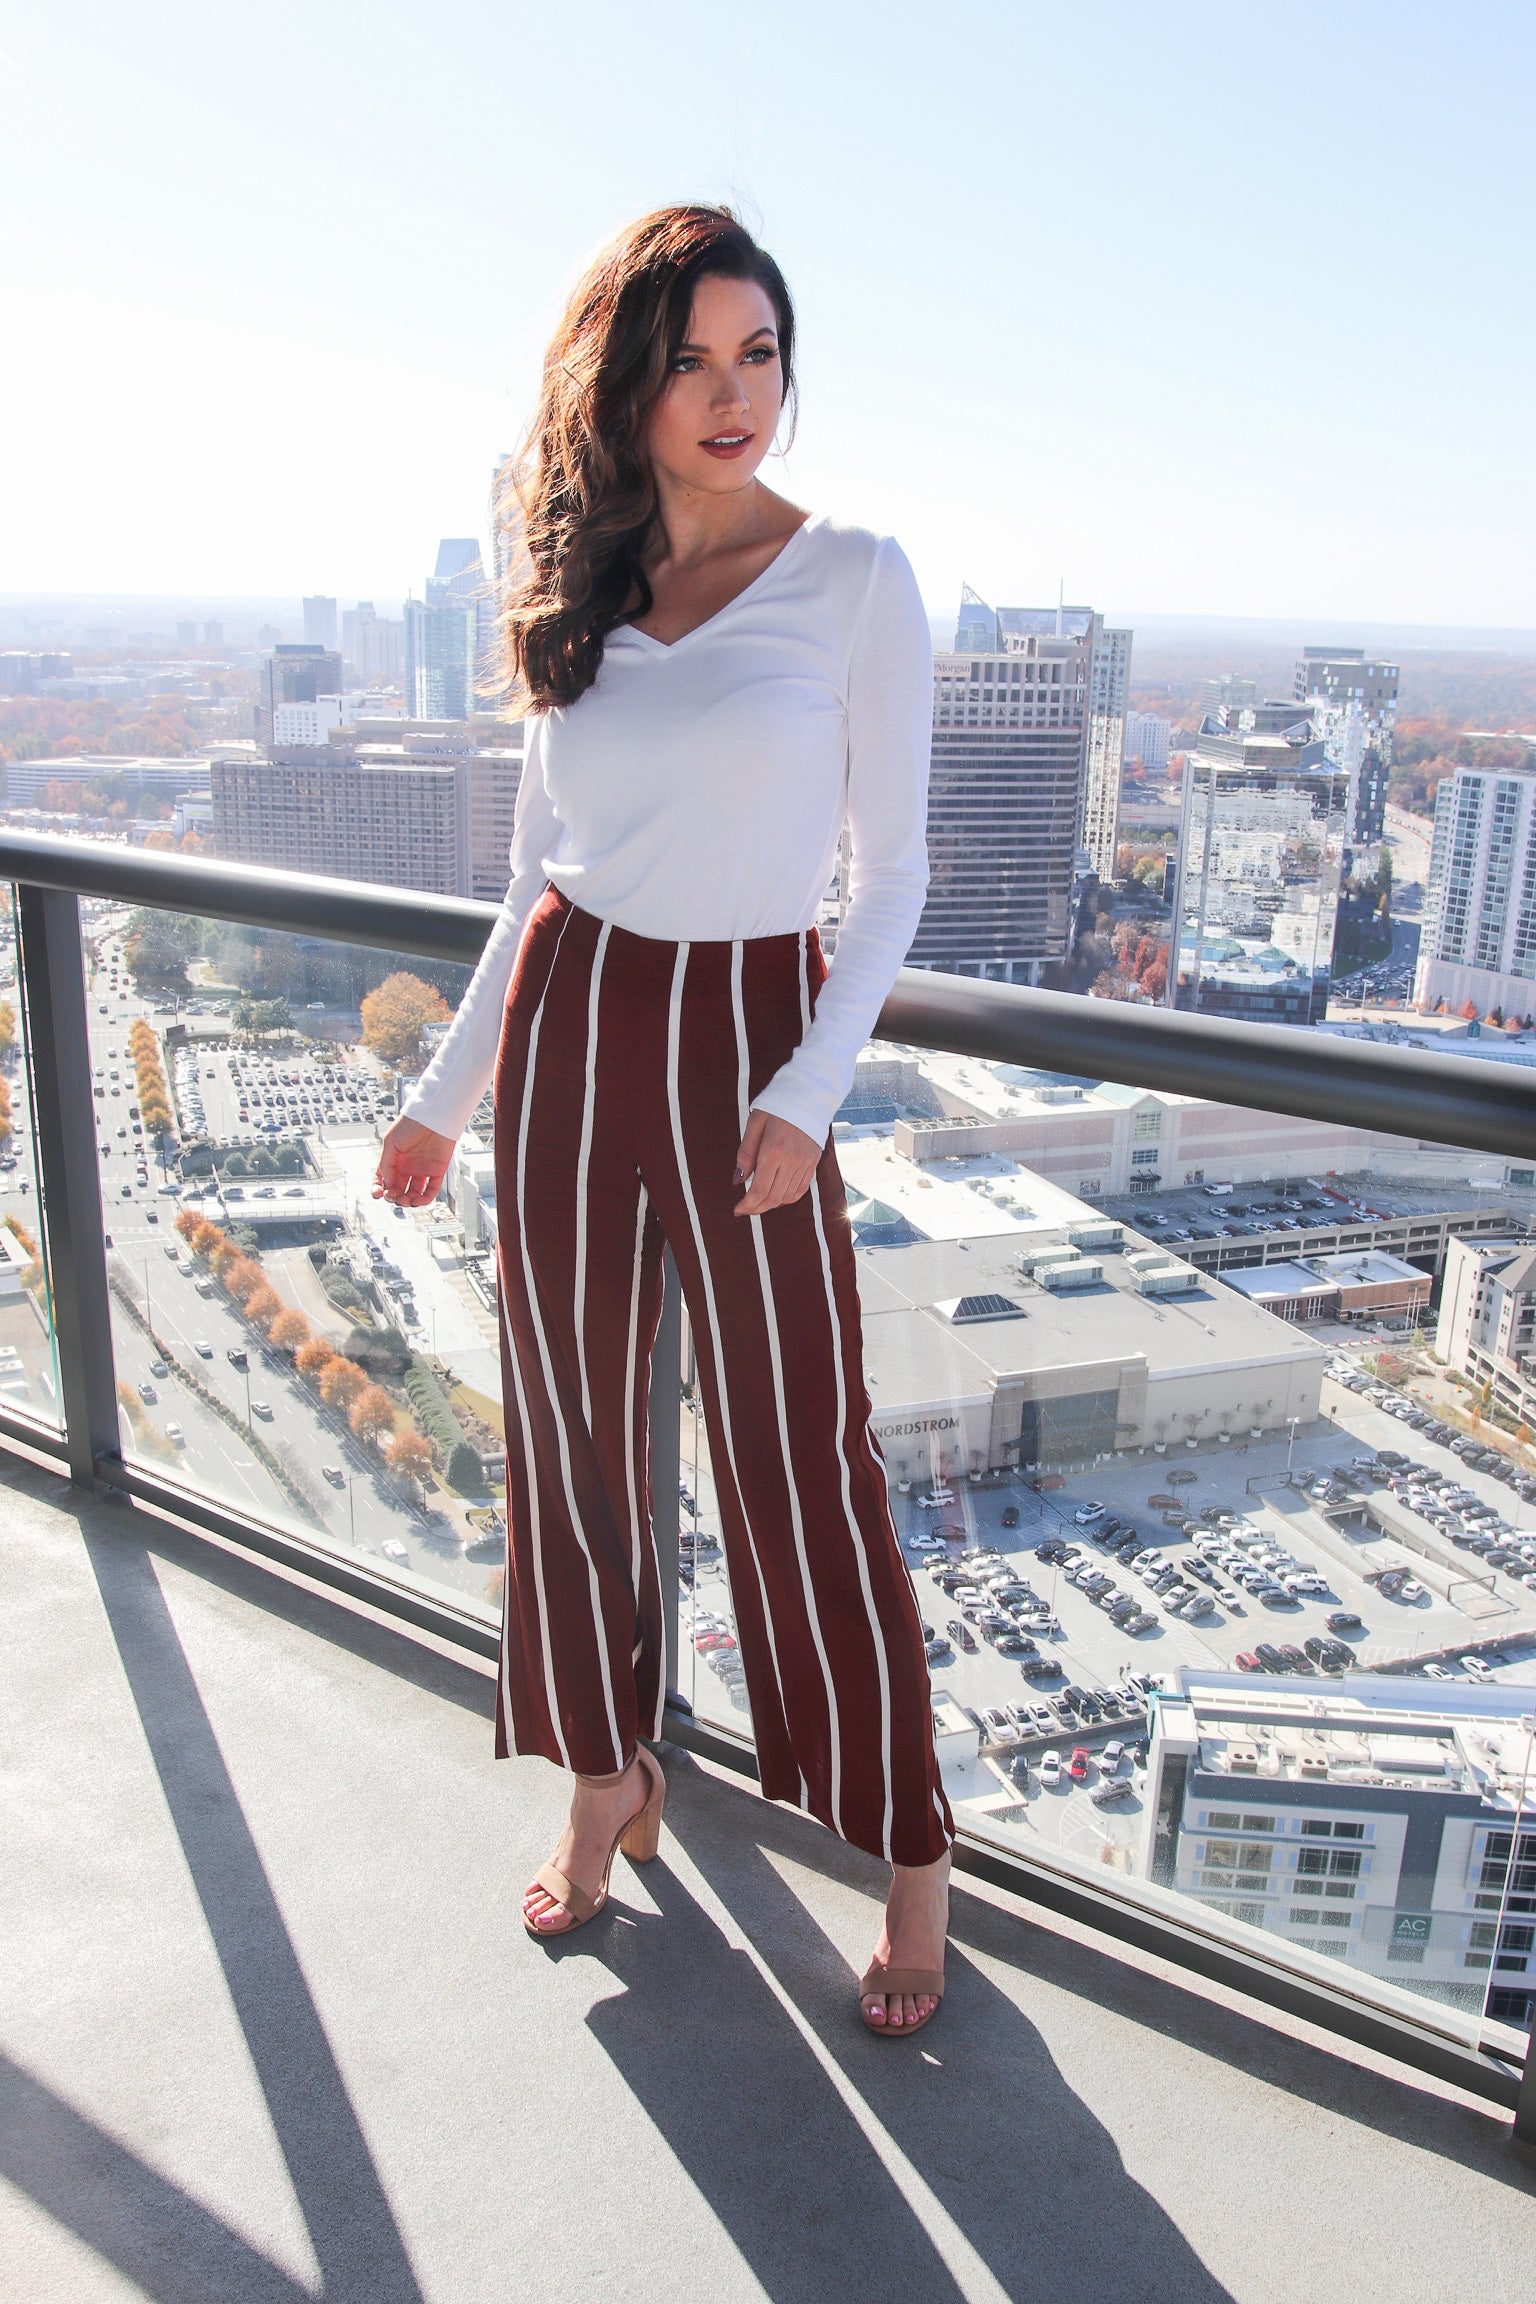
[1,825,1532,2143]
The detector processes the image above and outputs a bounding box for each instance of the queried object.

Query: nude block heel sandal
[523,1746,666,1938]
[858,1961,945,2039]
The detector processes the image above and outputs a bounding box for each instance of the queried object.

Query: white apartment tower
[1416,763,1536,1022]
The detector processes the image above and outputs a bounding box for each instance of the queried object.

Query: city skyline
[3,3,1534,624]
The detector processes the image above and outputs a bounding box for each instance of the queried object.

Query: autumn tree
[319,1358,368,1411]
[360,973,451,1069]
[349,1384,398,1446]
[0,1000,14,1050]
[385,1429,434,1493]
[224,1258,267,1304]
[246,1287,284,1332]
[269,1308,310,1353]
[296,1338,337,1380]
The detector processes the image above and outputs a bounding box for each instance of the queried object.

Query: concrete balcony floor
[3,1449,1535,2304]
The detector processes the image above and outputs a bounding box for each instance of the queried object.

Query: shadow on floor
[546,1750,1236,2304]
[0,2049,316,2304]
[44,1514,430,2304]
[670,1749,1534,2191]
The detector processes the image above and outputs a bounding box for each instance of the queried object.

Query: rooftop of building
[857,1224,1325,1394]
[836,1124,1102,1243]
[1303,1249,1430,1288]
[1221,1261,1345,1303]
[1161,1671,1536,1807]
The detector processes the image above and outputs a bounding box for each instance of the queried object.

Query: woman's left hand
[733,1109,822,1215]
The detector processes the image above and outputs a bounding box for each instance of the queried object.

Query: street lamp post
[1285,1416,1301,1483]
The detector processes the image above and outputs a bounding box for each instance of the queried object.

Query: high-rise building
[1125,713,1173,772]
[404,596,477,720]
[1167,702,1347,1025]
[303,595,339,650]
[988,601,1131,883]
[210,721,525,900]
[342,602,405,683]
[1415,762,1536,1022]
[257,643,342,744]
[202,621,223,647]
[176,621,197,650]
[907,594,1093,982]
[429,539,500,700]
[1295,646,1398,846]
[257,622,283,648]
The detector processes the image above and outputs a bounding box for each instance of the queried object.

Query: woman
[374,205,953,2037]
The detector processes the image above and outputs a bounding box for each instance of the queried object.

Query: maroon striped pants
[491,882,954,1868]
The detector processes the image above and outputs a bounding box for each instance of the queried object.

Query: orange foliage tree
[269,1308,310,1352]
[319,1358,368,1411]
[360,972,451,1069]
[349,1384,397,1446]
[224,1258,266,1303]
[295,1337,336,1379]
[246,1287,283,1332]
[385,1430,434,1490]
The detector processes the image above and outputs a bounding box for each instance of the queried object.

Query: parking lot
[677,1361,1536,1868]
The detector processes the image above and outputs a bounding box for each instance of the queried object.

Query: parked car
[1073,1502,1107,1525]
[1091,1778,1133,1807]
[1039,1750,1063,1787]
[1001,1504,1020,1528]
[1067,1746,1091,1782]
[1327,1611,1364,1633]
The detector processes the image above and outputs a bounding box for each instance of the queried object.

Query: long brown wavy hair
[499,205,797,712]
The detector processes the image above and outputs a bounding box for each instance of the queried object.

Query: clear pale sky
[4,0,1532,626]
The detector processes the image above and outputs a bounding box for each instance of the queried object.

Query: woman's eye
[671,355,702,373]
[743,347,777,365]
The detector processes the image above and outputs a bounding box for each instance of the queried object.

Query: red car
[1234,1651,1260,1673]
[694,1631,736,1653]
[1068,1746,1091,1782]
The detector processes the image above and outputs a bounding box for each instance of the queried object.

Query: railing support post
[1516,2022,1536,2148]
[649,1246,683,1705]
[17,887,120,1487]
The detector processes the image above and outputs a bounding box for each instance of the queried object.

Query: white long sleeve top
[400,512,933,1147]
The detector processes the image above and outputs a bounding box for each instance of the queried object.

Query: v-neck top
[401,513,933,1146]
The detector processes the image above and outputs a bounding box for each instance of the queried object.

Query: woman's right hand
[373,1115,458,1208]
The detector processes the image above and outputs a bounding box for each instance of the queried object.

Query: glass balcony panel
[675,1313,752,1741]
[1,884,63,1434]
[832,1055,1535,2060]
[87,898,498,1623]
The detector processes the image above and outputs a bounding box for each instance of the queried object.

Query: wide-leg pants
[491,882,955,1868]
